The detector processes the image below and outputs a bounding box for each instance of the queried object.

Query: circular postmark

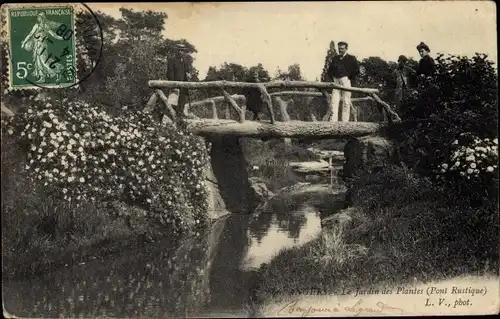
[4,2,104,90]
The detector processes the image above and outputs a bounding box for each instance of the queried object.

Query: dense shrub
[1,96,211,236]
[394,53,498,189]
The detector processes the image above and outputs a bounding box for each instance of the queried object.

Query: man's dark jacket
[166,54,189,112]
[326,54,360,82]
[243,77,263,119]
[167,54,189,82]
[416,55,436,77]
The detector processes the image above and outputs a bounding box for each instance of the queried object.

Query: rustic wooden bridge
[146,80,401,139]
[145,79,402,216]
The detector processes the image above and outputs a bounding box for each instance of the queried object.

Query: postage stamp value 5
[6,5,77,89]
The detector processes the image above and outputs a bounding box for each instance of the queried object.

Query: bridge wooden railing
[147,80,401,125]
[185,94,246,120]
[184,92,374,122]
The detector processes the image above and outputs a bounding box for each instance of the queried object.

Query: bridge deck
[185,119,384,139]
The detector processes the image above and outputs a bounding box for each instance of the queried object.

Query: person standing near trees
[416,42,436,77]
[393,55,414,111]
[243,70,265,121]
[166,42,192,120]
[326,41,360,122]
[142,42,193,123]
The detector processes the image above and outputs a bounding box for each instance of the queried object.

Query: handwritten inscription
[277,298,404,317]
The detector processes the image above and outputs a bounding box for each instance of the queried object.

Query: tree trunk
[184,119,384,139]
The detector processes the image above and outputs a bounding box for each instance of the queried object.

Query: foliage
[102,37,176,114]
[273,64,303,81]
[356,56,418,101]
[394,53,498,187]
[320,41,337,82]
[203,62,271,97]
[119,8,168,40]
[1,96,211,236]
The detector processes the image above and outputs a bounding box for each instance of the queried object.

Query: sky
[91,1,497,81]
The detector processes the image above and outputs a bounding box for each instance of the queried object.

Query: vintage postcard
[1,1,498,318]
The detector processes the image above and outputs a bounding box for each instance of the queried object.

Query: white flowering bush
[432,132,498,203]
[1,96,211,235]
[434,133,498,178]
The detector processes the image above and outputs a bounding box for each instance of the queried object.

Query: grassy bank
[252,164,498,303]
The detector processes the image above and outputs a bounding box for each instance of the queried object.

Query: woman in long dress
[20,12,65,83]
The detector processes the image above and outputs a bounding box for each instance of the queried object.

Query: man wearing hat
[325,41,360,122]
[166,42,191,120]
[393,55,414,111]
[416,42,436,77]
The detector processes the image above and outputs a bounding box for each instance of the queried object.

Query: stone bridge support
[203,136,255,219]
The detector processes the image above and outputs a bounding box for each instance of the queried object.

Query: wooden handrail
[189,94,245,108]
[147,80,399,125]
[148,80,380,94]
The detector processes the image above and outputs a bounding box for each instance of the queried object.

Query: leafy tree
[356,56,418,100]
[274,64,303,81]
[118,8,168,41]
[74,9,198,114]
[320,41,337,82]
[202,62,270,96]
[203,62,247,96]
[248,63,271,82]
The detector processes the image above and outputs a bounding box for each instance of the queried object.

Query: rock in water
[248,177,274,206]
[343,135,399,178]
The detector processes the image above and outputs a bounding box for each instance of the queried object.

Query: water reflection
[3,232,215,318]
[3,192,335,318]
[242,206,322,271]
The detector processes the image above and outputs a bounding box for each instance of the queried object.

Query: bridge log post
[206,135,253,214]
[369,93,401,123]
[220,89,245,123]
[351,104,358,122]
[272,96,291,122]
[209,100,218,119]
[144,92,158,114]
[258,84,275,124]
[272,96,292,145]
[155,89,177,122]
[224,103,231,120]
[310,113,318,122]
[320,89,332,121]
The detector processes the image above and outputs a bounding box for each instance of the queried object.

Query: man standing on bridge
[326,41,360,122]
[166,42,192,120]
[142,42,194,123]
[243,70,265,121]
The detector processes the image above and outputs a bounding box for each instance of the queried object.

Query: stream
[3,152,346,318]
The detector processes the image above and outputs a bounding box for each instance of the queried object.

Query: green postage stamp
[6,4,77,89]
